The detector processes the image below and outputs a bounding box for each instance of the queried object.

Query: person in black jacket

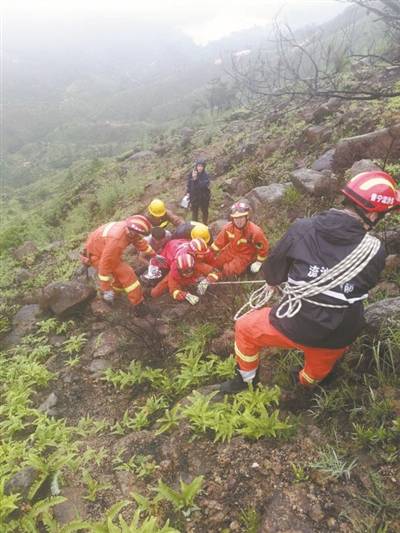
[187,158,211,224]
[219,171,400,393]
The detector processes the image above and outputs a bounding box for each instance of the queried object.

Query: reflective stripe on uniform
[234,342,259,363]
[98,274,112,281]
[257,255,267,261]
[160,220,169,228]
[102,222,117,237]
[144,245,154,254]
[237,238,248,245]
[125,280,140,293]
[299,370,318,385]
[227,231,235,239]
[208,272,219,281]
[211,243,220,252]
[173,290,181,300]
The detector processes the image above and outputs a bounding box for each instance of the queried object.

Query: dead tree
[226,4,400,110]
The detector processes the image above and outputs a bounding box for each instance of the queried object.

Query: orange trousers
[214,250,253,277]
[90,258,143,305]
[235,307,347,386]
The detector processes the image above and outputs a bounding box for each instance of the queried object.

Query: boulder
[40,281,95,316]
[4,304,42,346]
[333,123,400,171]
[128,150,156,161]
[257,139,281,159]
[38,392,58,415]
[13,241,38,261]
[5,467,40,499]
[312,103,332,123]
[311,148,335,172]
[15,268,33,283]
[385,254,400,272]
[326,97,342,112]
[375,229,400,254]
[210,219,229,238]
[245,183,291,212]
[291,168,338,196]
[91,329,121,359]
[88,358,112,376]
[369,282,400,299]
[305,125,332,144]
[349,159,382,176]
[364,297,400,332]
[53,487,87,524]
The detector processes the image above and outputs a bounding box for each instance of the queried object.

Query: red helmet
[125,215,152,236]
[189,238,209,257]
[230,200,250,218]
[176,253,195,275]
[342,171,399,213]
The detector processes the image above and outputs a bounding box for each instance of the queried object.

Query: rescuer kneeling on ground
[219,171,400,393]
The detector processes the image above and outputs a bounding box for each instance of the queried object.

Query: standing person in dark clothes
[187,158,211,224]
[218,171,400,393]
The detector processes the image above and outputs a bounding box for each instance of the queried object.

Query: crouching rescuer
[219,171,400,393]
[82,215,155,315]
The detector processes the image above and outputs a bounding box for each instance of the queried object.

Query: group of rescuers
[81,157,400,394]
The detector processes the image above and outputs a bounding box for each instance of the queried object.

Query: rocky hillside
[1,80,400,532]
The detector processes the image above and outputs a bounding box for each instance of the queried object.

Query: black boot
[219,366,259,394]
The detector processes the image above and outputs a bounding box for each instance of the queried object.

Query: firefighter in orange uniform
[83,215,155,315]
[219,172,400,393]
[151,252,215,304]
[211,200,269,278]
[145,199,184,228]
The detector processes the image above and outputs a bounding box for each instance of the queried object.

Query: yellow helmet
[148,199,166,218]
[191,222,211,244]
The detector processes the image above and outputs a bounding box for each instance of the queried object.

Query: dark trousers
[191,201,209,224]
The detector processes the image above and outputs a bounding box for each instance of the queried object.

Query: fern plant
[154,476,204,516]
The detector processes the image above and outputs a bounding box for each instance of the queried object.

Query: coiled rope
[234,233,381,321]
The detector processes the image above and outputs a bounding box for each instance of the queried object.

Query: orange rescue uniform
[235,308,347,386]
[211,221,269,277]
[85,221,154,305]
[151,261,214,301]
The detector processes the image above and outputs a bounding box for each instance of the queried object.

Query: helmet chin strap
[352,205,384,229]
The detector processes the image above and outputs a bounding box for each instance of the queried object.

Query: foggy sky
[4,0,347,45]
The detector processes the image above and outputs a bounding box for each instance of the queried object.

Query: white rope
[234,233,381,321]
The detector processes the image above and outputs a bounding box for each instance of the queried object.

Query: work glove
[250,261,263,274]
[143,265,163,281]
[197,278,209,296]
[185,293,200,305]
[103,290,115,304]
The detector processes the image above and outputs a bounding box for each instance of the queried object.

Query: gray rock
[245,183,291,211]
[349,159,382,176]
[15,268,33,283]
[333,123,400,171]
[91,329,121,358]
[364,297,400,332]
[375,229,400,254]
[312,103,332,123]
[326,97,342,112]
[311,149,335,172]
[38,392,58,414]
[210,219,229,238]
[305,125,332,144]
[128,150,156,161]
[13,241,38,261]
[53,487,87,524]
[4,304,42,346]
[40,281,95,315]
[5,467,40,499]
[291,168,338,196]
[88,358,112,376]
[258,139,281,159]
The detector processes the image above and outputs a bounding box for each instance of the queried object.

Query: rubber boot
[219,365,259,394]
